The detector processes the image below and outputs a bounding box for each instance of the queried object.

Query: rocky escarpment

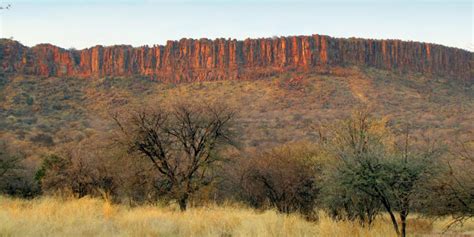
[0,35,472,83]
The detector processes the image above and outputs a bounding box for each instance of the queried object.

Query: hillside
[0,34,473,158]
[0,66,472,159]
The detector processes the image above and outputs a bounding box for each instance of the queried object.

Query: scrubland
[1,68,473,237]
[1,67,472,157]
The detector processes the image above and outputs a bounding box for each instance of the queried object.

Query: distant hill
[0,35,472,159]
[1,35,472,83]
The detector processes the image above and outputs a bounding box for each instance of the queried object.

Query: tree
[322,167,382,226]
[421,137,474,228]
[238,142,326,219]
[36,138,119,199]
[327,110,443,237]
[384,131,443,237]
[114,101,236,210]
[322,110,387,226]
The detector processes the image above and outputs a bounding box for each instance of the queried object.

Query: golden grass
[0,196,472,237]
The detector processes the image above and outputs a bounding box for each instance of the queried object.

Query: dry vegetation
[1,67,472,157]
[1,196,472,237]
[0,67,473,236]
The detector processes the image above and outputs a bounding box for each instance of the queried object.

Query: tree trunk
[380,199,400,237]
[388,210,401,237]
[400,212,407,237]
[376,189,401,236]
[178,193,189,211]
[399,196,410,237]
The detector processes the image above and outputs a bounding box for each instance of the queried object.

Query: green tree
[327,110,443,237]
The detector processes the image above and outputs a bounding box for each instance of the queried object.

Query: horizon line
[3,33,472,52]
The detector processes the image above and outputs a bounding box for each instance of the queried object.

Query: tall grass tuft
[0,196,472,237]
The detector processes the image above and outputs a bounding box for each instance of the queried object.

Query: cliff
[0,35,472,83]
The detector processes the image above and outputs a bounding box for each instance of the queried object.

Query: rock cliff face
[1,35,472,82]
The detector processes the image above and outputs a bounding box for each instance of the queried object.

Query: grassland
[0,196,472,237]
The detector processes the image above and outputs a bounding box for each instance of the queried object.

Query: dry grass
[0,196,472,237]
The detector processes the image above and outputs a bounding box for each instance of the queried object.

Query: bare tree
[238,142,324,219]
[36,138,119,199]
[114,101,236,210]
[422,136,474,228]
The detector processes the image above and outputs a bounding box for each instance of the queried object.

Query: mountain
[0,35,472,159]
[1,35,472,83]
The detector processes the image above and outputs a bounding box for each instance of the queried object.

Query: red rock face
[0,35,472,83]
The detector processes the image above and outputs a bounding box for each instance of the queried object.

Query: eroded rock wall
[1,35,472,82]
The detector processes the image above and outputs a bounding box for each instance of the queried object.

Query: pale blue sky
[1,0,472,50]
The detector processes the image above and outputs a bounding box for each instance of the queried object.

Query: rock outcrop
[1,35,472,83]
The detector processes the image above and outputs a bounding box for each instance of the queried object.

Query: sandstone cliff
[0,35,472,83]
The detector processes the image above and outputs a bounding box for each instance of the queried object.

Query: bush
[418,138,474,227]
[237,142,327,219]
[0,140,40,197]
[36,139,118,199]
[29,133,54,147]
[35,135,165,204]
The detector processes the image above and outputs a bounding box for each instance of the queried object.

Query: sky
[1,0,472,51]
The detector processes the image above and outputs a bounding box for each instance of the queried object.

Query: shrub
[237,142,327,219]
[36,139,118,199]
[29,133,54,147]
[418,138,474,228]
[0,140,40,197]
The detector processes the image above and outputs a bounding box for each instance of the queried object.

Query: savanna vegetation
[2,196,472,237]
[0,67,473,236]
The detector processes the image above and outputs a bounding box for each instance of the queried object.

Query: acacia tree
[114,101,235,211]
[328,111,443,237]
[383,130,443,237]
[322,167,382,226]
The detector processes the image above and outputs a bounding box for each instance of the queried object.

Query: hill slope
[0,66,472,159]
[0,34,472,158]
